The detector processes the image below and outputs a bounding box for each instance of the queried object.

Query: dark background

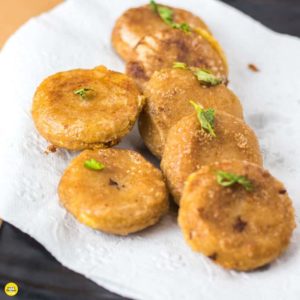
[1,0,300,299]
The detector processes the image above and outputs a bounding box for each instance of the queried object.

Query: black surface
[1,1,300,300]
[0,223,128,300]
[223,0,300,36]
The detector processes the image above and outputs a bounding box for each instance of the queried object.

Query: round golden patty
[126,28,228,90]
[58,149,169,235]
[112,4,210,61]
[139,67,243,158]
[32,66,144,150]
[178,160,296,271]
[161,111,263,204]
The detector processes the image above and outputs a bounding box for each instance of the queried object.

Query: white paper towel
[0,0,300,299]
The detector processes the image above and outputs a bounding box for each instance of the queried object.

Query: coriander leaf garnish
[84,159,105,171]
[150,0,158,12]
[73,88,94,99]
[172,22,191,33]
[173,62,223,86]
[216,171,253,191]
[190,101,216,137]
[150,0,191,32]
[173,62,188,69]
[192,69,223,86]
[158,6,173,25]
[150,0,173,24]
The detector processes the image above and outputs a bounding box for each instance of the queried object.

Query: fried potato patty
[112,4,210,61]
[126,28,228,90]
[32,66,144,150]
[161,112,263,204]
[178,160,296,271]
[139,68,243,158]
[58,149,169,235]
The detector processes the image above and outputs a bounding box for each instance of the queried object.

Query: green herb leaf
[150,0,190,32]
[172,22,191,32]
[173,62,188,69]
[216,171,253,191]
[73,88,94,99]
[84,159,105,171]
[173,63,223,86]
[157,6,173,25]
[150,0,158,12]
[190,101,216,137]
[150,0,173,24]
[193,69,223,86]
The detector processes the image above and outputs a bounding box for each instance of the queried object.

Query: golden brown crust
[161,112,263,203]
[112,4,210,61]
[126,28,228,90]
[58,149,169,235]
[139,68,243,158]
[178,160,296,271]
[32,66,144,150]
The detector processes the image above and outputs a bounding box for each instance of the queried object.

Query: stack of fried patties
[31,1,295,272]
[112,1,295,271]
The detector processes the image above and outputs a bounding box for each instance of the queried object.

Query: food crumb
[208,252,218,261]
[248,63,260,72]
[44,144,57,154]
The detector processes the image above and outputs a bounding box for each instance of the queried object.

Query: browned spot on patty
[233,216,247,232]
[172,39,189,60]
[279,189,287,194]
[197,207,204,217]
[109,178,120,189]
[127,62,148,80]
[109,178,125,190]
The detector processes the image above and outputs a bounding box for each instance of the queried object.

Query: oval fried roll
[179,160,296,271]
[126,28,228,90]
[112,3,210,61]
[139,67,243,158]
[161,111,263,203]
[58,149,169,235]
[32,66,144,150]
